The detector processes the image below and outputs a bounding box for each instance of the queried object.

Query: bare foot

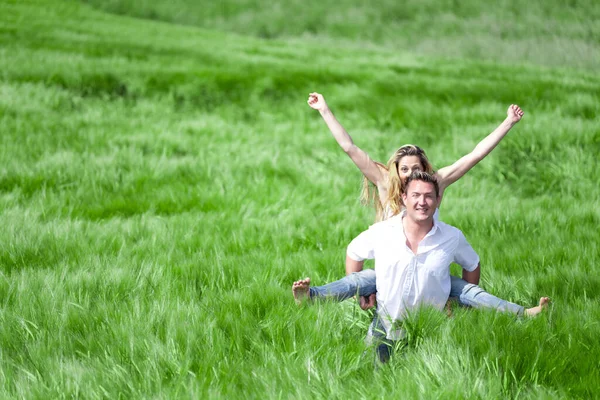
[525,297,550,317]
[292,278,311,304]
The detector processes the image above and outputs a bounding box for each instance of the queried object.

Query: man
[343,171,480,361]
[292,171,549,361]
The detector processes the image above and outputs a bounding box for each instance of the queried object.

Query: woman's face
[397,155,424,182]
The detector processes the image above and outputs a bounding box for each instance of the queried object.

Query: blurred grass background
[0,0,599,398]
[82,0,600,69]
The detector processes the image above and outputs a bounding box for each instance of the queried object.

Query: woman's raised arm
[308,92,385,186]
[436,104,524,191]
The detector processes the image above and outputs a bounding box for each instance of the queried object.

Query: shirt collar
[391,210,439,236]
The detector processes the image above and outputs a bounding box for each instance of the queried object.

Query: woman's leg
[449,275,550,316]
[311,269,376,300]
[292,269,376,303]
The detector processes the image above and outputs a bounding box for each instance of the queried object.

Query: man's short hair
[404,171,440,198]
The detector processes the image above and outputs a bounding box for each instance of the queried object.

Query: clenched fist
[507,104,524,123]
[307,92,329,112]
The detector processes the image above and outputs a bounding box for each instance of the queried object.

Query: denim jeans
[309,269,524,316]
[364,313,406,364]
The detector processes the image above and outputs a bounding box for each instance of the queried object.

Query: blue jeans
[309,269,524,316]
[365,313,395,364]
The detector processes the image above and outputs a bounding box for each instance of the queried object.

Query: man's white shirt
[347,211,479,340]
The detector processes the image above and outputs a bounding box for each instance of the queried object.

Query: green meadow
[1,0,599,398]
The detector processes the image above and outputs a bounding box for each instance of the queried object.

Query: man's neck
[403,215,434,236]
[402,215,434,254]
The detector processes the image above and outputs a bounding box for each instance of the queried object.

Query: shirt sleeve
[346,228,376,261]
[453,231,480,272]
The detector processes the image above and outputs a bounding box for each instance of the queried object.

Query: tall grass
[81,0,600,69]
[0,0,599,398]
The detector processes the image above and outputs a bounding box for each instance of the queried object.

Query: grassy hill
[0,0,599,398]
[82,0,600,69]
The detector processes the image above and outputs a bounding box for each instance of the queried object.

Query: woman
[292,93,548,316]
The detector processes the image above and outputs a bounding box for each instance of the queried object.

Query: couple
[292,93,549,362]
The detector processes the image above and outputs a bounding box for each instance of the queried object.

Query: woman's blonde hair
[360,145,434,221]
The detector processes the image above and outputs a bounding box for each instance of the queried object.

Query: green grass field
[1,0,599,398]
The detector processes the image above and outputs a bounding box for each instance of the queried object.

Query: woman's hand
[507,104,524,123]
[307,92,329,112]
[436,104,525,193]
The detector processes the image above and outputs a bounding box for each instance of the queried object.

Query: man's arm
[454,231,481,284]
[346,228,375,268]
[346,228,377,310]
[462,263,481,285]
[346,255,364,275]
[347,255,376,310]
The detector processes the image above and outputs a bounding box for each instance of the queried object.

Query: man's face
[402,180,438,222]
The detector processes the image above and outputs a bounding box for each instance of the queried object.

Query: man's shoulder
[434,220,465,239]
